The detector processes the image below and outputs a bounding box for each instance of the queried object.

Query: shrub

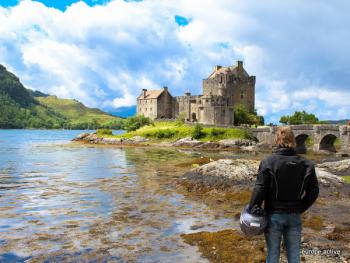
[210,128,225,137]
[97,129,113,136]
[234,104,264,126]
[154,129,177,139]
[124,115,153,132]
[192,123,205,139]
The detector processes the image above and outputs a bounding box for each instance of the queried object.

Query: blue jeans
[265,213,302,263]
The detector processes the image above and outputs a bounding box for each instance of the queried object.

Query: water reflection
[0,130,339,262]
[0,130,234,262]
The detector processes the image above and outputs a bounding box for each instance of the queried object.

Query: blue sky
[0,0,350,123]
[0,0,111,9]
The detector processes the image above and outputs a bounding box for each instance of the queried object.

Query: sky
[0,0,350,123]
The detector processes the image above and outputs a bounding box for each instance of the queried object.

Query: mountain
[324,119,348,125]
[0,64,123,129]
[109,106,136,118]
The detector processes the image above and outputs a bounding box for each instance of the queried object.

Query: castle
[136,60,255,126]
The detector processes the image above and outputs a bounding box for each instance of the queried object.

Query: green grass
[343,176,350,185]
[112,121,251,141]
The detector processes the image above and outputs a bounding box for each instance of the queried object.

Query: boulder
[172,137,203,147]
[100,137,122,144]
[317,159,350,175]
[73,133,90,141]
[219,139,256,147]
[179,159,260,191]
[315,168,346,187]
[131,136,148,143]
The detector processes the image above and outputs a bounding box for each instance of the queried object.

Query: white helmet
[240,204,267,236]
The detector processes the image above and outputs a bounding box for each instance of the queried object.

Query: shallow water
[0,130,242,262]
[0,130,342,262]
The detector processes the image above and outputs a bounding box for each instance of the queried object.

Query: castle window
[241,92,244,99]
[150,108,152,111]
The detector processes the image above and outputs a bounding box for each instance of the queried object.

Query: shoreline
[72,132,271,152]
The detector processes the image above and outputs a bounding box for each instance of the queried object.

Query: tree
[279,111,319,125]
[124,115,153,132]
[234,104,264,126]
[192,123,205,139]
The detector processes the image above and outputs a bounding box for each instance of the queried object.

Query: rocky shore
[72,132,261,151]
[177,158,350,262]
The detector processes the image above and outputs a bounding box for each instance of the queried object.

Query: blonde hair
[274,126,296,148]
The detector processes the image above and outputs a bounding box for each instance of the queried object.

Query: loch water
[0,130,246,262]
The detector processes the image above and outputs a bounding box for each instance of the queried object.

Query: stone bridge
[250,125,350,153]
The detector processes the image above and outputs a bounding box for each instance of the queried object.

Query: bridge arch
[319,134,338,152]
[295,134,309,154]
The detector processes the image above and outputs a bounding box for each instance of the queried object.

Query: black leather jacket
[249,147,319,214]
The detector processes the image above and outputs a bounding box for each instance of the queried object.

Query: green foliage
[0,65,37,107]
[234,104,264,126]
[192,123,205,139]
[305,137,314,147]
[115,121,250,141]
[97,129,113,136]
[124,115,153,132]
[153,129,177,139]
[210,128,225,137]
[279,111,319,125]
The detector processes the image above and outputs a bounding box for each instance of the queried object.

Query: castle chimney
[214,65,222,71]
[185,90,191,96]
[237,61,243,69]
[163,86,168,91]
[142,88,147,97]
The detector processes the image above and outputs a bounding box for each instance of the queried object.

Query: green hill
[0,64,123,129]
[36,95,122,129]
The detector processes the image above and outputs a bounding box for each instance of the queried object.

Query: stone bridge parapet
[251,125,350,153]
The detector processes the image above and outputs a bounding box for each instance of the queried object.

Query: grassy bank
[102,121,252,142]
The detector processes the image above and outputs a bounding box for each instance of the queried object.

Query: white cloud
[0,0,350,123]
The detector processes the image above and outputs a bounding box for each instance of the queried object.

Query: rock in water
[179,159,260,191]
[315,168,346,187]
[73,133,90,141]
[131,136,148,142]
[172,137,203,147]
[317,159,350,175]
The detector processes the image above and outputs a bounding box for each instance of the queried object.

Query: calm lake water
[0,130,249,262]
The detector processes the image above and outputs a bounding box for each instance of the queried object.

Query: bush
[124,115,153,132]
[234,104,264,126]
[210,128,225,137]
[97,129,113,136]
[192,123,205,139]
[154,129,177,139]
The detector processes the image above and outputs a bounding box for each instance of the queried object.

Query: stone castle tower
[137,60,255,126]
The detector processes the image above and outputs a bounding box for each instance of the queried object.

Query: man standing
[249,127,319,263]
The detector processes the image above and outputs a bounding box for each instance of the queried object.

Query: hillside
[36,95,122,129]
[0,64,123,129]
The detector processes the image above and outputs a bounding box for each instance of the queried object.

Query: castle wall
[137,98,158,119]
[137,61,254,126]
[156,90,173,118]
[174,95,201,121]
[230,76,255,112]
